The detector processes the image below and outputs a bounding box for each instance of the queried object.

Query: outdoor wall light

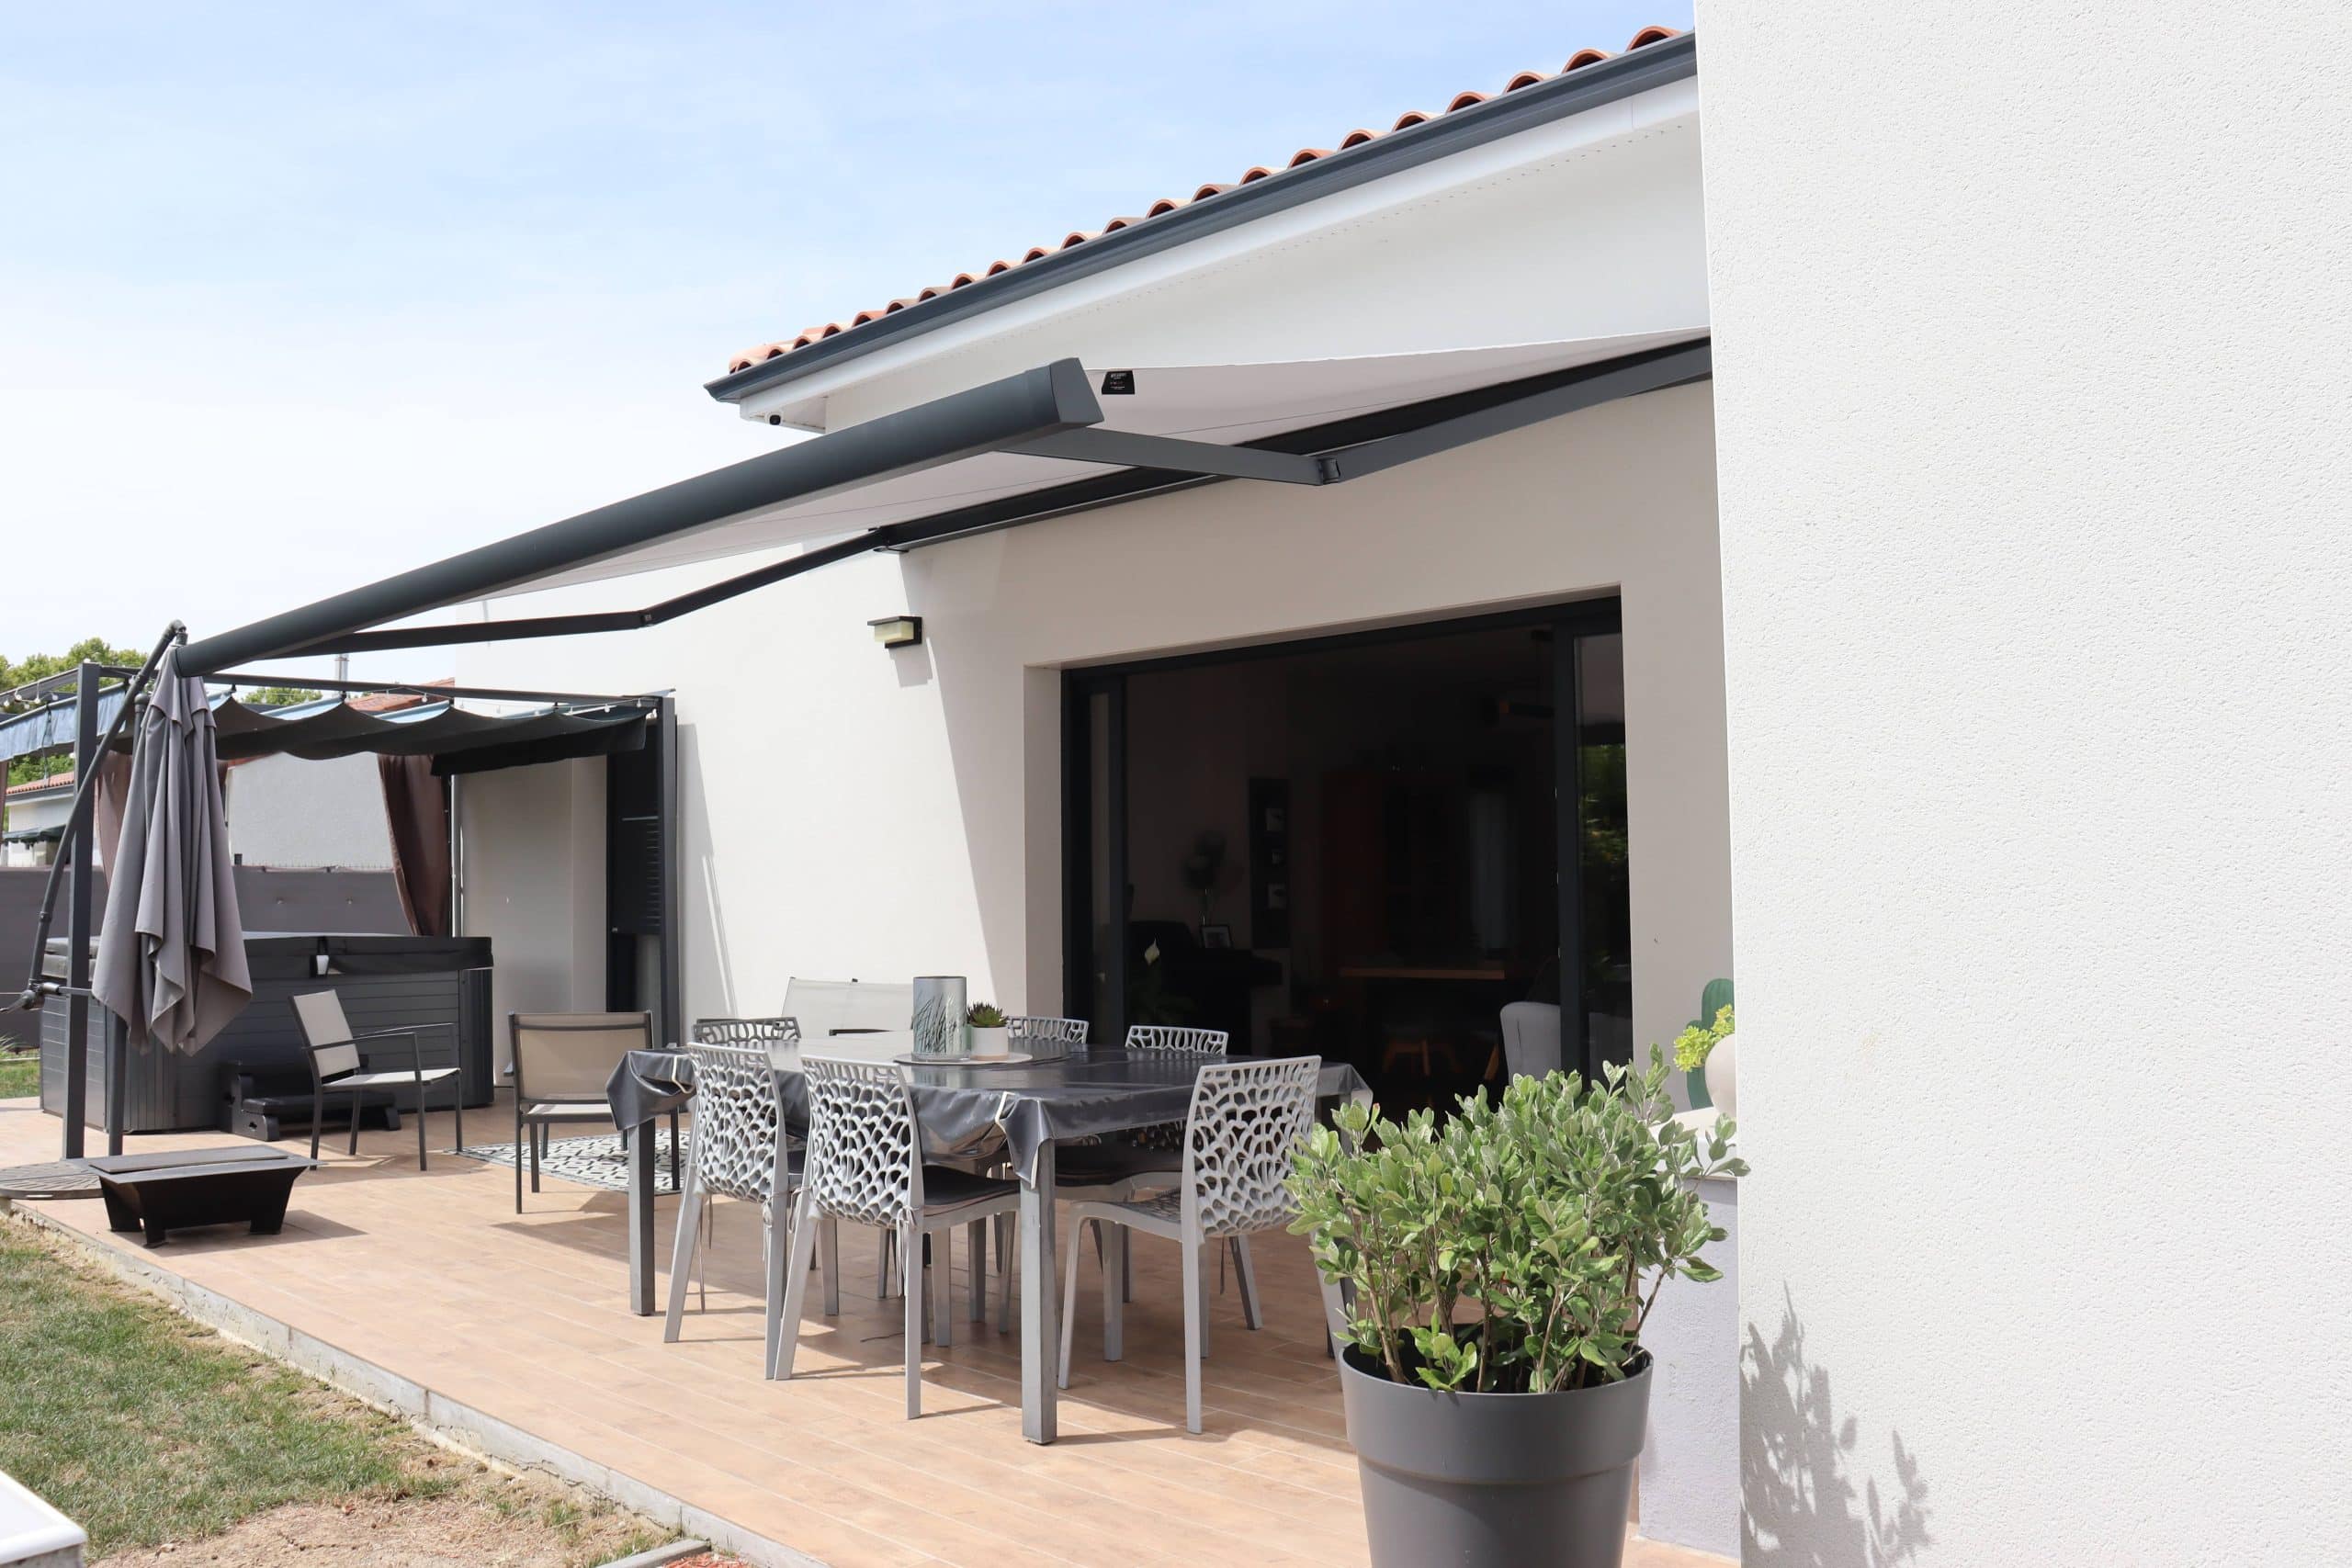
[868,615,922,650]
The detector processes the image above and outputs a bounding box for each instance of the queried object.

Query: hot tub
[40,931,492,1134]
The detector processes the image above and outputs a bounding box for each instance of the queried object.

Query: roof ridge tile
[724,27,1682,374]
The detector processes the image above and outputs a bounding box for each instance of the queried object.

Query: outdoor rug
[448,1130,684,1194]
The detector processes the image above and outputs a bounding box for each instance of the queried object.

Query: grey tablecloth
[605,1038,1368,1183]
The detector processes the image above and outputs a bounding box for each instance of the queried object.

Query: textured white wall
[458,757,605,1071]
[458,386,1734,1114]
[1698,4,2352,1562]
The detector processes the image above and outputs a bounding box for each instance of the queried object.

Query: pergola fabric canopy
[202,696,650,773]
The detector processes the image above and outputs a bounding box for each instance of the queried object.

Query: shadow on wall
[676,722,741,1021]
[1743,1289,1933,1568]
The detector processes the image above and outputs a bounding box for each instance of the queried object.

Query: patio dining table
[605,1032,1368,1442]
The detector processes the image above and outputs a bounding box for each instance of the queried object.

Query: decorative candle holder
[910,976,969,1058]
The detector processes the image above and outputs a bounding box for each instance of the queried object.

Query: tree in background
[235,686,323,708]
[2,642,322,797]
[3,637,147,789]
[0,637,144,705]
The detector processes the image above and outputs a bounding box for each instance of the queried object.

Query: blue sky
[1,2,1689,678]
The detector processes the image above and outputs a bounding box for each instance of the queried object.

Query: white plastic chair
[771,1055,1023,1418]
[664,1037,824,1353]
[1009,1014,1090,1052]
[1059,1022,1233,1305]
[1124,1024,1227,1055]
[1058,1055,1321,1432]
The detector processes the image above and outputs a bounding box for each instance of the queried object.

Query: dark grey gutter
[702,31,1698,406]
[180,359,1103,674]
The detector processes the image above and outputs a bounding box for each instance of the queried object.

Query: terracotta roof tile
[723,26,1683,375]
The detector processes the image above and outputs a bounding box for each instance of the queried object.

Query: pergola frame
[13,657,676,1160]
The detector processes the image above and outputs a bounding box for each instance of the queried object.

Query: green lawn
[0,1052,36,1099]
[0,1227,419,1553]
[0,1225,669,1562]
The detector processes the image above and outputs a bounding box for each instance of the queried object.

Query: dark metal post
[61,661,98,1158]
[1555,629,1589,1081]
[1104,679,1129,1040]
[105,1014,129,1157]
[656,694,681,1050]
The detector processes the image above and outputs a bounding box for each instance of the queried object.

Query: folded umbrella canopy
[92,646,251,1053]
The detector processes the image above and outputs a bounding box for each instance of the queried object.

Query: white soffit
[511,330,1703,598]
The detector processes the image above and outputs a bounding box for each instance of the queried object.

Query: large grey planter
[1338,1348,1652,1568]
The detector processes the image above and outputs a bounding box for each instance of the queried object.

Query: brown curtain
[92,752,134,873]
[378,755,451,936]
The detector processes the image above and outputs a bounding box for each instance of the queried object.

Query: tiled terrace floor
[0,1094,1727,1568]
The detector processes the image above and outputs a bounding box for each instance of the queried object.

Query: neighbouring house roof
[6,769,73,797]
[719,26,1684,379]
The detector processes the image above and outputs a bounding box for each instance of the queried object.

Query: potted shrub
[1675,1003,1736,1121]
[1290,1051,1743,1568]
[966,1002,1009,1056]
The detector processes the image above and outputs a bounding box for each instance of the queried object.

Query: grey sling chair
[291,990,463,1168]
[509,1011,676,1212]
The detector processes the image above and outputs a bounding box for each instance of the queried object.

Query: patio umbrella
[92,645,251,1054]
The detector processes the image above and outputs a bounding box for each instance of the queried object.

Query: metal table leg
[1020,1138,1059,1443]
[627,1120,656,1315]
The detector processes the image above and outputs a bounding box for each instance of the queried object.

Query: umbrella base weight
[219,1066,401,1143]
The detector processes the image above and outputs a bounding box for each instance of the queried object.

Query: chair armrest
[350,1026,427,1077]
[352,1021,456,1040]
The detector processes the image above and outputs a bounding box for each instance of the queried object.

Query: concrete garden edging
[0,1203,816,1568]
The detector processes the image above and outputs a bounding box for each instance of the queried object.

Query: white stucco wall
[457,757,606,1071]
[1699,5,2352,1562]
[458,383,1733,1111]
[223,751,393,870]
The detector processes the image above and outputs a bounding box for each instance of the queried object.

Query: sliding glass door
[1066,598,1627,1082]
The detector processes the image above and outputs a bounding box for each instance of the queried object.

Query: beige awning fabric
[503,331,1706,600]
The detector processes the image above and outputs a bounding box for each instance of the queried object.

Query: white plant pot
[970,1025,1009,1057]
[1704,1035,1737,1122]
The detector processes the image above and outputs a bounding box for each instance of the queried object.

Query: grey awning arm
[1011,429,1330,485]
[178,359,1104,674]
[275,339,1708,660]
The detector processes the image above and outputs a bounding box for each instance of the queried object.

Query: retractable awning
[177,333,1709,672]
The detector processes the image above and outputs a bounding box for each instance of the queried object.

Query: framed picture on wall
[1200,923,1233,949]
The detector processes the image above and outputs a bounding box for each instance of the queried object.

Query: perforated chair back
[289,991,364,1083]
[511,1011,650,1104]
[800,1055,922,1229]
[681,1042,783,1204]
[1010,1015,1088,1050]
[1125,1024,1227,1055]
[1181,1056,1321,1239]
[694,1017,801,1055]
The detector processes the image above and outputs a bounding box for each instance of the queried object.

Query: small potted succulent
[1675,1003,1736,1121]
[1290,1051,1743,1568]
[966,1002,1009,1057]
